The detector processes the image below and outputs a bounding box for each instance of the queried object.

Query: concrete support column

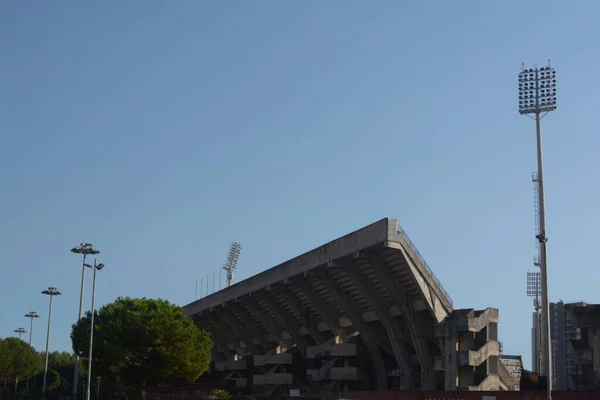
[257,292,308,356]
[369,257,435,390]
[443,327,458,390]
[211,312,244,355]
[342,266,414,390]
[205,315,235,360]
[240,298,285,345]
[230,302,272,350]
[314,271,388,391]
[290,279,344,337]
[221,307,263,354]
[273,287,326,344]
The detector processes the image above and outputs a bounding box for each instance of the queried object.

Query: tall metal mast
[518,62,557,400]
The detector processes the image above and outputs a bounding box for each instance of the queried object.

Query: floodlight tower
[41,287,61,400]
[25,311,40,346]
[24,311,40,391]
[14,327,27,339]
[518,62,557,399]
[71,242,100,399]
[222,241,242,287]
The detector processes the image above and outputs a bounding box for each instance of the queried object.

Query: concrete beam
[341,264,415,390]
[221,306,262,354]
[271,286,326,345]
[229,301,272,350]
[289,278,344,337]
[210,313,244,354]
[256,292,308,356]
[240,297,285,345]
[313,271,387,390]
[205,315,235,360]
[387,243,450,323]
[368,256,435,390]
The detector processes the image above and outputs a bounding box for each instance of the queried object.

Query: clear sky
[1,1,598,372]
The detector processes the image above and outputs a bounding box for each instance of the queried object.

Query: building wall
[533,301,600,391]
[551,301,567,390]
[564,303,600,391]
[532,311,540,373]
[530,301,573,389]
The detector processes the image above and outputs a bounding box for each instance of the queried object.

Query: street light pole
[24,312,40,391]
[71,242,100,399]
[14,328,27,340]
[25,312,40,347]
[13,328,27,393]
[519,62,557,400]
[84,259,105,400]
[41,287,61,400]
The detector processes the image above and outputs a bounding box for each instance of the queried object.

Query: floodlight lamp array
[519,66,557,114]
[224,241,242,271]
[42,287,62,296]
[526,271,541,297]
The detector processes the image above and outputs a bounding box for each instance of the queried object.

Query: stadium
[183,218,510,395]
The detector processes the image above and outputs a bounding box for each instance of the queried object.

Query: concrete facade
[183,218,504,393]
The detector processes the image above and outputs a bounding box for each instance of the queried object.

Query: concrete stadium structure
[183,218,508,394]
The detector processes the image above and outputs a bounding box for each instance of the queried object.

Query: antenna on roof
[223,240,242,287]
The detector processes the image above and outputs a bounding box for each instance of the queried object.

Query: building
[499,355,523,390]
[552,301,568,390]
[564,303,600,391]
[532,311,540,373]
[531,301,569,388]
[532,301,600,391]
[183,218,512,394]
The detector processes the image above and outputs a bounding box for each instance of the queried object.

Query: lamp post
[24,312,40,346]
[41,287,61,400]
[24,312,40,391]
[84,259,105,400]
[13,328,27,393]
[14,328,27,339]
[71,242,100,399]
[518,62,557,400]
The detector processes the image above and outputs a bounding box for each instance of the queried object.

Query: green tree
[40,351,83,392]
[71,297,212,399]
[0,337,43,391]
[212,389,231,400]
[31,368,61,392]
[0,338,14,383]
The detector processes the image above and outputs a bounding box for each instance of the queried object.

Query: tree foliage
[0,337,43,383]
[40,351,82,391]
[71,297,212,398]
[30,368,61,391]
[212,389,231,400]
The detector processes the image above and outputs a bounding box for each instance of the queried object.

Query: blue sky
[1,1,598,372]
